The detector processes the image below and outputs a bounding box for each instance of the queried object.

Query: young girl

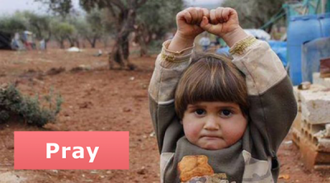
[149,7,297,183]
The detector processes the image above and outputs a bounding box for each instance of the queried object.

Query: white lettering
[46,143,59,158]
[62,146,71,158]
[72,146,84,159]
[46,143,99,163]
[87,147,99,163]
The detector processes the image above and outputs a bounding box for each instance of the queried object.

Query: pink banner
[15,131,129,169]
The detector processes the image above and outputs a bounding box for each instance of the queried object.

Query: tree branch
[240,11,260,26]
[106,3,121,30]
[137,0,147,8]
[109,0,126,12]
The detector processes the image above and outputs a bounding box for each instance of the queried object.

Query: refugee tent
[244,29,271,40]
[0,31,12,50]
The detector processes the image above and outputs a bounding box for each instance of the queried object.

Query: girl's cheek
[182,115,202,138]
[186,123,202,137]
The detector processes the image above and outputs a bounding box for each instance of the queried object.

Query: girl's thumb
[200,16,212,32]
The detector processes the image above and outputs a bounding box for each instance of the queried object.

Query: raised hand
[176,7,209,40]
[200,7,248,47]
[168,7,209,51]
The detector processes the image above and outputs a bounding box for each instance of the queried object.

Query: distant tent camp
[0,31,12,50]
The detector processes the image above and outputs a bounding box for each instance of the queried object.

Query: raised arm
[149,7,209,153]
[201,7,297,153]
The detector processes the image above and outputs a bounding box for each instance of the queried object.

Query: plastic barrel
[319,13,330,37]
[287,13,330,85]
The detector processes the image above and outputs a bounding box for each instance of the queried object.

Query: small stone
[278,174,290,180]
[298,81,311,90]
[137,167,146,175]
[123,107,132,112]
[52,170,58,174]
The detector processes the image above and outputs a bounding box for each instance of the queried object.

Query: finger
[228,8,238,21]
[210,9,217,24]
[179,10,192,24]
[196,8,204,24]
[216,7,224,23]
[200,16,212,31]
[200,16,209,28]
[187,8,198,24]
[222,8,232,22]
[201,8,210,19]
[200,16,220,34]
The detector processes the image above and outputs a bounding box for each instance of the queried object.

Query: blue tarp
[216,47,230,57]
[268,41,287,68]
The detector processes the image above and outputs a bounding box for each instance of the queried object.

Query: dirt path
[0,49,329,182]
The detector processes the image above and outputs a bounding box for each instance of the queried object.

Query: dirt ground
[0,46,329,183]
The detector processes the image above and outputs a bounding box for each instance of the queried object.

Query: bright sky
[0,0,223,15]
[185,0,224,5]
[0,0,81,15]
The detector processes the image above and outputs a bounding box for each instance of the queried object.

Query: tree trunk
[135,25,148,57]
[139,40,148,57]
[59,40,65,49]
[103,36,108,49]
[67,37,75,47]
[75,39,80,48]
[109,32,132,69]
[44,32,51,50]
[45,39,49,50]
[108,9,136,70]
[265,23,273,34]
[91,36,97,48]
[86,36,97,48]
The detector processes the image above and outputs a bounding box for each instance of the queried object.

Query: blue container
[287,13,330,85]
[319,13,330,37]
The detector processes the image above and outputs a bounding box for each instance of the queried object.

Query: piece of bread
[178,155,214,182]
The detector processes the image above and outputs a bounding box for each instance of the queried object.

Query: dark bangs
[175,54,248,119]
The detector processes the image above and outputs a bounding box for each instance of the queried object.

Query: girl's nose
[203,116,219,131]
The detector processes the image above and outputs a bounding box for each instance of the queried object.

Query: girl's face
[182,101,247,150]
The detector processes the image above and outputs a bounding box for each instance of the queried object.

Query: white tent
[244,29,271,40]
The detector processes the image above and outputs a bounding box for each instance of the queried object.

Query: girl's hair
[175,52,248,119]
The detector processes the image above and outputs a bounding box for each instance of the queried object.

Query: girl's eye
[194,109,205,116]
[220,109,232,117]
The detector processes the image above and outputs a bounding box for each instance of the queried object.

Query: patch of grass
[0,84,63,127]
